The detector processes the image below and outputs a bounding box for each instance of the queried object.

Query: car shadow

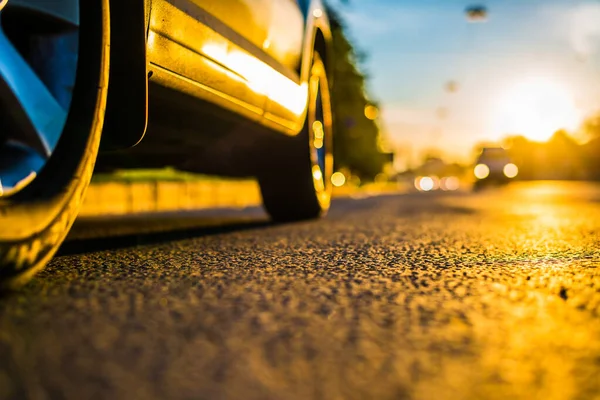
[58,191,479,257]
[58,207,273,256]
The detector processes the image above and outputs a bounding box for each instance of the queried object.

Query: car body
[0,0,333,287]
[473,147,519,188]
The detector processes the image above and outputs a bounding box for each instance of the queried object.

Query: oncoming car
[473,147,518,188]
[0,0,333,287]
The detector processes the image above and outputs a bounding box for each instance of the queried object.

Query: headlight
[503,163,518,178]
[474,164,490,179]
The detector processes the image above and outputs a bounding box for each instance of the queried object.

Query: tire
[259,52,333,222]
[0,0,110,289]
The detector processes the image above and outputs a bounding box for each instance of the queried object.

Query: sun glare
[492,78,581,142]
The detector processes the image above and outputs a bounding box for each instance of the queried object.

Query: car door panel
[262,0,306,128]
[264,0,304,71]
[147,0,311,135]
[148,0,267,118]
[190,0,272,51]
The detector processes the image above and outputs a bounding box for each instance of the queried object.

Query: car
[473,147,519,188]
[0,0,333,288]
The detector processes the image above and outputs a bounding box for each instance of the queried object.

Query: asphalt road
[1,181,600,400]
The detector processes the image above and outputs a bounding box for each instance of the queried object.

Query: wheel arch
[313,27,332,86]
[299,0,333,89]
[100,0,150,150]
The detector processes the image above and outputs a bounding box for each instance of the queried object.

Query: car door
[148,0,275,124]
[147,0,308,132]
[191,0,272,51]
[263,0,304,72]
[261,0,306,128]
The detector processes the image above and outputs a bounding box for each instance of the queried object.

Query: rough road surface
[1,182,600,400]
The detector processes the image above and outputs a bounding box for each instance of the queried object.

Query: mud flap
[100,0,148,150]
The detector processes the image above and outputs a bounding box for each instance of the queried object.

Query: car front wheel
[0,0,110,288]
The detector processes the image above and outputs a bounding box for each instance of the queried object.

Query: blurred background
[323,0,600,190]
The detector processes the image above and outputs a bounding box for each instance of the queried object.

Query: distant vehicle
[0,0,332,287]
[473,147,518,188]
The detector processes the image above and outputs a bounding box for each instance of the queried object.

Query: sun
[492,78,581,142]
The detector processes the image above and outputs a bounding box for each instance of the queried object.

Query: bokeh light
[331,172,346,187]
[503,163,519,178]
[364,105,379,121]
[474,164,490,180]
[313,121,324,137]
[419,177,435,191]
[441,176,460,191]
[414,176,422,191]
[313,121,324,149]
[312,167,323,182]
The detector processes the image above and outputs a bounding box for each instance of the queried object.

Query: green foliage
[326,5,388,181]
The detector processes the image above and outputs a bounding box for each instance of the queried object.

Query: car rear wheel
[259,52,333,222]
[0,0,110,288]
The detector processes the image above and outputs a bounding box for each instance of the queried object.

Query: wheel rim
[0,1,79,197]
[308,57,333,209]
[315,89,327,178]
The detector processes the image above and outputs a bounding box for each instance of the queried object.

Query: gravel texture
[1,181,600,400]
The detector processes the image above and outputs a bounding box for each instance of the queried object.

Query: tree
[579,112,600,179]
[581,111,600,140]
[503,131,586,180]
[326,5,388,181]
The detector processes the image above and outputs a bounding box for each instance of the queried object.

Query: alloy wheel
[0,0,79,197]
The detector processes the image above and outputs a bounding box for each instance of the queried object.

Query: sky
[329,0,600,164]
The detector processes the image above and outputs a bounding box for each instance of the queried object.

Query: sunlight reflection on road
[441,181,600,255]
